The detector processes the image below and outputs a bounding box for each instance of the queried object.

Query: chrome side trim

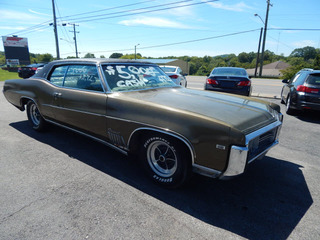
[192,164,221,178]
[42,104,106,118]
[44,119,128,155]
[128,127,196,165]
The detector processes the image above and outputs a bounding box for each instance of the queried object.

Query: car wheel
[26,101,47,131]
[140,134,192,188]
[280,89,285,104]
[285,95,295,115]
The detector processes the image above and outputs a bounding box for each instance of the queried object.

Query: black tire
[139,134,192,188]
[280,89,285,104]
[285,94,295,115]
[26,101,47,131]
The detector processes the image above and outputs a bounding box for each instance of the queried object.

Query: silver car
[160,65,187,87]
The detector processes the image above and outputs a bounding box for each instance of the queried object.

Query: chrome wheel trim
[30,103,40,126]
[147,140,178,177]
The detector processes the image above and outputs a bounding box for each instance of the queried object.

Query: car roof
[213,67,246,70]
[299,69,320,74]
[159,65,178,68]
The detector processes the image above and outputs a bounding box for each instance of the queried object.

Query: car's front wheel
[140,134,192,188]
[26,101,47,131]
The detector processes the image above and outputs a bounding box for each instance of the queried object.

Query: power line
[268,28,320,31]
[62,28,260,56]
[61,0,156,19]
[61,0,218,23]
[8,20,52,36]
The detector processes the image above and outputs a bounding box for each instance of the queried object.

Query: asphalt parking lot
[1,80,320,240]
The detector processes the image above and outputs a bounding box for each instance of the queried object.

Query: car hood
[118,87,279,134]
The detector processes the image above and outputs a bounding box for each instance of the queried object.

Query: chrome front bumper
[220,118,283,179]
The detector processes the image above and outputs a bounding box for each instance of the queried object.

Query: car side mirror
[282,79,289,83]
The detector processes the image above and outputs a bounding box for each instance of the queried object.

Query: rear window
[212,68,247,76]
[307,74,320,86]
[160,67,176,73]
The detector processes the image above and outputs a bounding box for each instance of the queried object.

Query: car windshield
[307,74,320,86]
[160,66,176,73]
[212,68,247,76]
[102,64,177,92]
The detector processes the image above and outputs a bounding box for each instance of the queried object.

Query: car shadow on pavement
[295,110,320,123]
[11,121,313,240]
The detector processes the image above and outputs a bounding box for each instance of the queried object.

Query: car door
[48,64,108,140]
[282,73,300,102]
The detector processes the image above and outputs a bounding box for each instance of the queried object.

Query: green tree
[84,53,95,58]
[109,53,123,58]
[290,46,317,61]
[39,53,53,63]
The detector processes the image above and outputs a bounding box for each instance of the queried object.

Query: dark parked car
[18,63,46,78]
[281,68,320,114]
[3,59,282,188]
[205,67,252,96]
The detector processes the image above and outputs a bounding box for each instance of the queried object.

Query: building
[247,61,290,78]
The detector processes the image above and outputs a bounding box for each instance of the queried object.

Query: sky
[1,0,320,59]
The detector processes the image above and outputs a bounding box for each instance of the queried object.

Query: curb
[251,93,280,100]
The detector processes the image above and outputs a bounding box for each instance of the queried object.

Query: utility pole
[70,24,79,58]
[134,44,140,60]
[254,28,263,77]
[259,0,272,77]
[51,0,60,59]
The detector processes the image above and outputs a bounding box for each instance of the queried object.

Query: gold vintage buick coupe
[3,59,283,188]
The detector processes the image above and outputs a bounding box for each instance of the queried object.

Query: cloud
[0,26,25,30]
[293,40,316,48]
[28,9,51,17]
[0,9,43,21]
[206,1,252,12]
[119,17,193,29]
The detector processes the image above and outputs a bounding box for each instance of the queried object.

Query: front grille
[247,127,278,161]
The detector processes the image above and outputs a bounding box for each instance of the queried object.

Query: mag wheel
[140,134,191,188]
[26,101,46,131]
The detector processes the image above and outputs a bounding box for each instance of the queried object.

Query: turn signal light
[296,85,319,93]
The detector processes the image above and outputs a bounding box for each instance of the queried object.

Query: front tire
[26,101,47,131]
[140,134,192,188]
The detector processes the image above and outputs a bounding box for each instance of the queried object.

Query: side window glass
[65,65,104,92]
[294,72,308,86]
[49,65,68,86]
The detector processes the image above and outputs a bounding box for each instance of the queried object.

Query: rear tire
[26,101,47,131]
[285,95,295,115]
[139,134,192,188]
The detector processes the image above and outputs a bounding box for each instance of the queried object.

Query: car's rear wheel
[285,94,295,115]
[26,101,47,131]
[140,134,192,188]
